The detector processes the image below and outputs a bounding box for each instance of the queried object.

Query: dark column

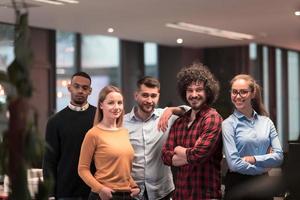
[75,33,82,72]
[281,49,289,150]
[120,40,144,112]
[158,46,183,107]
[48,29,56,116]
[268,47,277,123]
[30,27,54,137]
[203,46,249,118]
[158,46,203,107]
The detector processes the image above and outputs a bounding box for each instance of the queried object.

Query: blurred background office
[0,0,300,198]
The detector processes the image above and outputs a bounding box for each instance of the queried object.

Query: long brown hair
[230,74,269,116]
[93,85,124,127]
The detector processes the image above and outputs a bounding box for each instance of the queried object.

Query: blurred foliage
[0,1,50,199]
[0,130,8,175]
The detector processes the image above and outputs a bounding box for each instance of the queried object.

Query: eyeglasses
[230,89,251,97]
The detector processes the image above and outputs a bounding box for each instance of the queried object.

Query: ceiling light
[57,0,79,4]
[33,0,64,5]
[166,22,254,41]
[295,11,300,16]
[107,28,114,33]
[176,38,183,44]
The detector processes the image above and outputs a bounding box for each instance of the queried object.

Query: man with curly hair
[162,63,223,200]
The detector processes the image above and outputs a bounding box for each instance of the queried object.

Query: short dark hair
[71,71,91,82]
[137,76,160,91]
[177,62,219,105]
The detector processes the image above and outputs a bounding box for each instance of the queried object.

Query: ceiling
[0,0,300,50]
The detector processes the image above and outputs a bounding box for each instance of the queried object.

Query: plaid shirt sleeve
[161,123,177,166]
[186,112,222,164]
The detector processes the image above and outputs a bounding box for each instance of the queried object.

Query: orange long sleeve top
[78,126,138,193]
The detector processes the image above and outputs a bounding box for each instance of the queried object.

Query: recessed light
[295,11,300,16]
[176,38,183,44]
[107,28,114,33]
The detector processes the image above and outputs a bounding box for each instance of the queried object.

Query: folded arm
[185,113,223,164]
[222,121,269,175]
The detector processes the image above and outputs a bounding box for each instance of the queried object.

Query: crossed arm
[162,113,222,167]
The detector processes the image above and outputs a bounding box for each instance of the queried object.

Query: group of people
[43,62,284,200]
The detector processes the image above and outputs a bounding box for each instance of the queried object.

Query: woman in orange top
[78,85,140,200]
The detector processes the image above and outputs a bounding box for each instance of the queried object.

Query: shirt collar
[128,106,159,121]
[233,109,258,119]
[182,104,210,121]
[68,102,89,112]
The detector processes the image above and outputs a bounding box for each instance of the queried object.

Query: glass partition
[81,35,120,107]
[56,31,76,112]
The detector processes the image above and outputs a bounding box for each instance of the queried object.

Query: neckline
[96,124,121,131]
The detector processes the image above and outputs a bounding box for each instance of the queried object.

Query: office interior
[0,0,300,198]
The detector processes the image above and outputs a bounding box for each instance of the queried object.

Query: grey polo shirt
[124,107,177,200]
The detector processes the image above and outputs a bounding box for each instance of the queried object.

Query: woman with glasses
[222,74,283,200]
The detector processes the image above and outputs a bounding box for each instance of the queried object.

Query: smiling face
[186,81,207,111]
[100,91,124,121]
[135,84,160,115]
[230,78,255,112]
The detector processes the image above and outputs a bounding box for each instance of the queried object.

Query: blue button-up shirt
[124,107,177,200]
[222,109,283,175]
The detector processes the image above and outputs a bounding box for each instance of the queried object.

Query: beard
[188,96,205,111]
[137,102,155,114]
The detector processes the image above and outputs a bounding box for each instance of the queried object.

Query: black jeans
[58,197,88,200]
[88,191,134,200]
[224,171,273,200]
[143,188,173,200]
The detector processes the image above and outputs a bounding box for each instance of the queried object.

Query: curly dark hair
[177,62,220,105]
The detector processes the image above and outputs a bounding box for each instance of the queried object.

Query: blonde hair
[230,74,269,116]
[93,85,124,127]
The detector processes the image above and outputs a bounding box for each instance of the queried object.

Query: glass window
[81,35,120,107]
[288,51,300,141]
[249,43,257,60]
[262,46,269,113]
[56,31,76,112]
[0,24,14,72]
[144,42,158,77]
[82,35,119,68]
[0,23,14,137]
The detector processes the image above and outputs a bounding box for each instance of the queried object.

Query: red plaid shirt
[162,105,223,200]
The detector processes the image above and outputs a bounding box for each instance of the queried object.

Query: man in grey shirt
[124,76,187,200]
